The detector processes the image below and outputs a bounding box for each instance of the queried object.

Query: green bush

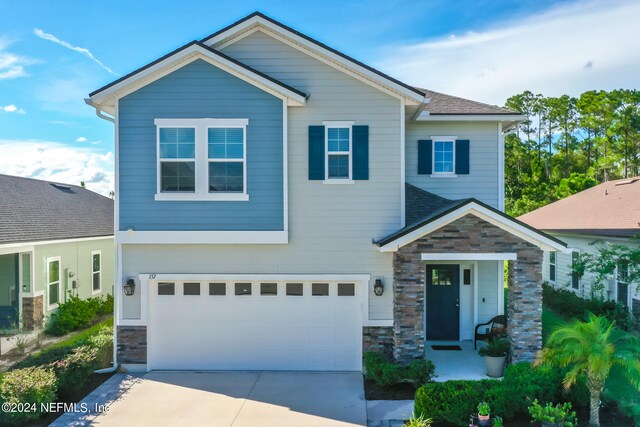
[0,367,57,423]
[46,295,112,336]
[415,380,498,426]
[365,352,435,389]
[49,345,98,399]
[10,345,75,370]
[86,325,114,368]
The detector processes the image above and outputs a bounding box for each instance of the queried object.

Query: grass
[46,317,113,351]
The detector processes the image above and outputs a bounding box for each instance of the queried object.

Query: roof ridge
[416,87,518,114]
[0,173,112,200]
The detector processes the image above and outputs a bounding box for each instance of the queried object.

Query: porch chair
[474,315,507,349]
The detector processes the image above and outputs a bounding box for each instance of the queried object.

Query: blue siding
[118,59,284,231]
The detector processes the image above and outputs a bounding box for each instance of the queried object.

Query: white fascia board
[116,230,288,245]
[205,17,425,105]
[421,253,517,261]
[378,202,567,253]
[416,114,527,122]
[0,235,112,251]
[89,45,306,109]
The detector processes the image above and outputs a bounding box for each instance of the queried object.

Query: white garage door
[147,279,363,371]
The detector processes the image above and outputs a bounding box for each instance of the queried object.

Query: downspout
[84,98,115,123]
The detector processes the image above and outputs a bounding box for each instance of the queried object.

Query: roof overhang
[201,12,426,105]
[375,200,569,253]
[416,113,527,122]
[87,41,307,115]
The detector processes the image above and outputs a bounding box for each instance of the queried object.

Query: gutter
[84,98,115,123]
[94,321,119,374]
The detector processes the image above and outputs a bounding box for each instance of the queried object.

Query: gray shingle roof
[0,174,114,245]
[415,88,517,115]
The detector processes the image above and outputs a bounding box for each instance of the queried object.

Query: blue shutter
[418,140,432,174]
[455,139,470,174]
[308,126,325,180]
[352,125,369,180]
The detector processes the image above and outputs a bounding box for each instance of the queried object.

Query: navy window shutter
[455,139,470,174]
[308,126,325,180]
[352,125,369,180]
[418,140,432,174]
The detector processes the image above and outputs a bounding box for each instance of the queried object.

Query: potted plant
[477,402,490,426]
[478,339,509,377]
[528,400,577,427]
[492,416,503,427]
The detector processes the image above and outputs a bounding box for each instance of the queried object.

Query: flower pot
[477,414,490,426]
[484,355,506,377]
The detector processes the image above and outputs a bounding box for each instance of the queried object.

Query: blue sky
[0,0,638,194]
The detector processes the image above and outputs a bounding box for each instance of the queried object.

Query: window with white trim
[324,122,353,180]
[47,257,61,309]
[617,261,629,305]
[571,251,580,290]
[155,118,248,201]
[549,252,556,283]
[91,251,101,294]
[433,139,455,174]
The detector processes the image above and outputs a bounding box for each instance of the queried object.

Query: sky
[0,0,638,196]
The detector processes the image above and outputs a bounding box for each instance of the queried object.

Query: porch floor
[426,340,491,382]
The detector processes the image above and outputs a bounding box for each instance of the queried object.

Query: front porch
[426,340,490,381]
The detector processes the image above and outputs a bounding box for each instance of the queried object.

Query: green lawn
[46,316,113,351]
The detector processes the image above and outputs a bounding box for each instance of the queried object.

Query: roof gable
[201,12,425,105]
[87,41,307,114]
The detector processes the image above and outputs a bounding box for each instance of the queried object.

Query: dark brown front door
[425,264,460,341]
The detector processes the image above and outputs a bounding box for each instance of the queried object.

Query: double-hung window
[47,256,61,310]
[617,261,629,305]
[155,119,248,201]
[571,251,580,290]
[91,250,101,294]
[549,252,556,283]
[433,139,455,174]
[324,121,353,181]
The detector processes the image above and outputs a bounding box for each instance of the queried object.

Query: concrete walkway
[50,371,367,427]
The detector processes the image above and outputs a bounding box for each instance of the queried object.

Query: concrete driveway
[54,371,367,427]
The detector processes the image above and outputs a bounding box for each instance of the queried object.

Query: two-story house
[87,12,567,372]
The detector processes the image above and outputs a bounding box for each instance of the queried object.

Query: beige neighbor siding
[543,233,640,303]
[405,121,500,208]
[120,30,403,321]
[34,238,114,316]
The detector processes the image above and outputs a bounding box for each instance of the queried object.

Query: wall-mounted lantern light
[374,278,384,296]
[123,278,136,296]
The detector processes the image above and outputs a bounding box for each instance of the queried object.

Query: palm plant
[535,313,640,426]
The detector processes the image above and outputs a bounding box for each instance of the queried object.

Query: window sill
[154,193,250,201]
[322,179,355,185]
[92,288,102,296]
[429,174,458,179]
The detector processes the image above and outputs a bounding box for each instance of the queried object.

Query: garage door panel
[148,279,363,371]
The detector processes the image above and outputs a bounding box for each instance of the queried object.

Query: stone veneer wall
[393,214,543,363]
[117,326,147,364]
[22,295,43,330]
[363,326,394,358]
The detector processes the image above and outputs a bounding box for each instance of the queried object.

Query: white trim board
[416,113,527,122]
[116,230,288,245]
[0,235,112,251]
[421,253,517,261]
[378,202,569,253]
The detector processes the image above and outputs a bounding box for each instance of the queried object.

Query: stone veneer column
[393,250,426,362]
[363,326,394,358]
[22,295,44,330]
[507,247,544,362]
[117,326,147,365]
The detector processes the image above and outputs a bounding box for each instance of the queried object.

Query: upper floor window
[549,252,556,283]
[323,121,355,182]
[154,118,249,201]
[433,139,454,174]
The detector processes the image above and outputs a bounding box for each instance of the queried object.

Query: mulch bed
[364,379,416,400]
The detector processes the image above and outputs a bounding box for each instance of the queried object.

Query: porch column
[507,247,544,362]
[392,251,425,363]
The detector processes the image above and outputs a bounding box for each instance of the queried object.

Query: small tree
[535,314,640,426]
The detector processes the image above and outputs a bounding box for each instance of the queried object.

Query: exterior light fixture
[123,278,136,296]
[374,278,384,296]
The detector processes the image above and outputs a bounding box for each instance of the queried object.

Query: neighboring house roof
[376,184,566,252]
[0,174,114,245]
[87,41,308,113]
[416,88,518,115]
[518,178,640,239]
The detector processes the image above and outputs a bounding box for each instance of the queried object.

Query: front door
[426,264,460,341]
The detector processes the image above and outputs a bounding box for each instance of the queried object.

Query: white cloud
[75,136,87,143]
[33,28,118,76]
[1,104,25,114]
[377,0,640,105]
[0,139,114,196]
[0,39,34,80]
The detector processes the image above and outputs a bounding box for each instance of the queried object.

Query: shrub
[49,345,98,399]
[0,367,57,423]
[365,352,435,389]
[415,380,498,426]
[10,345,75,370]
[46,295,113,336]
[97,293,114,316]
[86,325,114,368]
[403,413,432,427]
[528,400,577,427]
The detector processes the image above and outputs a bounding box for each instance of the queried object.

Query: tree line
[502,89,640,216]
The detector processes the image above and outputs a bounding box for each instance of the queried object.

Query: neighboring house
[0,174,115,330]
[86,12,566,372]
[519,178,640,314]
